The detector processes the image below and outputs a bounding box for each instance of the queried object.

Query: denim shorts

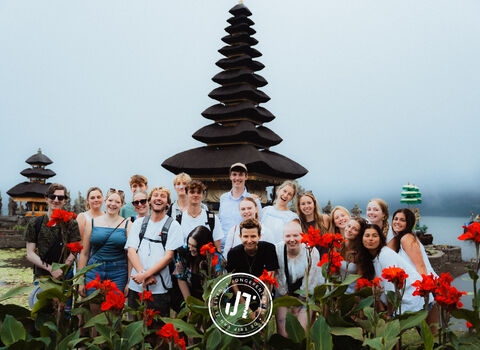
[85,256,128,296]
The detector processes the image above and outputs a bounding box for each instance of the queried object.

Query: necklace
[243,249,257,274]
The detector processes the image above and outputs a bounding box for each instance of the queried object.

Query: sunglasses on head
[132,199,147,206]
[48,194,67,201]
[109,188,125,194]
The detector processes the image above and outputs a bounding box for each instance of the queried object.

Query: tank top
[398,235,438,277]
[89,219,128,261]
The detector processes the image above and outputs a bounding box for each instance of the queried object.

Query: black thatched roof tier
[229,3,252,16]
[26,150,53,165]
[212,69,267,87]
[218,44,261,58]
[192,121,282,147]
[209,83,270,103]
[20,168,56,178]
[202,102,274,123]
[225,23,256,35]
[216,55,264,71]
[162,144,307,179]
[227,15,254,26]
[222,33,258,46]
[7,182,50,198]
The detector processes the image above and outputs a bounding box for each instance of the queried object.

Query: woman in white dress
[339,217,366,293]
[356,224,423,315]
[275,221,323,337]
[261,181,300,244]
[223,197,274,256]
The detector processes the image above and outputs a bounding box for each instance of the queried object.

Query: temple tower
[162,3,307,207]
[7,148,56,216]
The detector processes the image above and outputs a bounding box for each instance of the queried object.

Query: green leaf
[186,296,209,316]
[324,284,349,299]
[123,321,143,347]
[83,312,108,328]
[160,317,202,338]
[0,286,33,303]
[311,316,332,350]
[399,310,428,331]
[94,324,113,347]
[420,319,433,350]
[330,326,364,341]
[341,274,361,286]
[313,284,328,301]
[57,330,80,350]
[285,311,305,344]
[206,328,222,350]
[273,295,304,312]
[78,288,101,304]
[354,296,374,312]
[452,308,480,330]
[0,315,26,345]
[363,336,398,350]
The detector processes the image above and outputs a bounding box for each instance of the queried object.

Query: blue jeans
[85,256,128,296]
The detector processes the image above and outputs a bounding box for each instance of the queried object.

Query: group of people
[24,162,438,333]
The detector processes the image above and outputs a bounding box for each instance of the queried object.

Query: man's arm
[26,242,63,279]
[131,250,174,284]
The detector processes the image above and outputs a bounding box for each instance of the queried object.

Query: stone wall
[0,229,26,248]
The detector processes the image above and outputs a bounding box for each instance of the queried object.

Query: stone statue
[322,200,333,215]
[8,198,17,216]
[350,203,362,218]
[73,191,86,214]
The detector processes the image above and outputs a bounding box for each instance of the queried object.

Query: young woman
[175,226,222,301]
[388,208,439,325]
[78,189,131,312]
[130,190,149,222]
[223,197,274,256]
[275,221,323,337]
[339,217,366,293]
[297,192,330,235]
[329,206,351,236]
[77,187,104,240]
[366,198,390,239]
[356,224,423,314]
[261,180,300,244]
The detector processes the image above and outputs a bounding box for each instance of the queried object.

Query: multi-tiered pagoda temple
[7,148,56,216]
[162,3,307,206]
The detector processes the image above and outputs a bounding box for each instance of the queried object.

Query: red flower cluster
[100,290,126,311]
[258,269,278,288]
[300,227,323,248]
[435,272,466,312]
[381,266,409,289]
[357,277,382,289]
[46,209,77,227]
[459,222,480,243]
[139,290,153,302]
[412,273,438,297]
[211,254,219,267]
[200,242,216,256]
[66,242,83,254]
[156,323,186,350]
[300,227,343,249]
[318,251,344,274]
[143,308,160,326]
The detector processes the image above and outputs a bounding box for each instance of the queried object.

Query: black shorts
[128,289,170,317]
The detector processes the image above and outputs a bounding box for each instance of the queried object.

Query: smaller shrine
[7,148,56,216]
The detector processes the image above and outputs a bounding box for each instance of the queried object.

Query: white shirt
[179,209,223,244]
[125,216,183,294]
[261,206,300,244]
[222,224,275,257]
[398,235,438,277]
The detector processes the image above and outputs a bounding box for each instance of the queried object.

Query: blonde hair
[85,186,103,210]
[133,190,148,201]
[329,206,351,233]
[105,189,125,205]
[297,192,329,234]
[274,180,298,205]
[173,172,192,185]
[368,198,390,237]
[239,197,259,220]
[148,187,172,205]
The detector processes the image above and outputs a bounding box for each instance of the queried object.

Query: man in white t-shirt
[179,180,223,252]
[125,186,183,316]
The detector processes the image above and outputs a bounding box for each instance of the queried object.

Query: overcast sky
[1,0,479,215]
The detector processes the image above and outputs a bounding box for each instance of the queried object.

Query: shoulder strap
[166,204,173,218]
[175,212,182,224]
[91,218,126,258]
[91,218,94,228]
[137,215,151,251]
[284,244,291,287]
[160,216,174,250]
[34,215,45,237]
[206,210,215,232]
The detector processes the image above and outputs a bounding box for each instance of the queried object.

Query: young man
[24,183,81,308]
[219,163,262,250]
[179,180,223,252]
[125,187,183,317]
[120,174,148,219]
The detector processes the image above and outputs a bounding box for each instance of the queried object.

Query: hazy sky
[1,0,479,215]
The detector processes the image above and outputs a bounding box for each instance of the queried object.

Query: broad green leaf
[311,316,332,350]
[83,312,108,328]
[383,319,399,340]
[78,288,101,304]
[452,308,480,330]
[160,317,202,338]
[341,274,361,286]
[330,326,364,341]
[206,328,222,350]
[420,320,433,350]
[0,315,26,345]
[399,310,427,331]
[273,295,304,311]
[324,284,348,299]
[57,330,80,350]
[313,284,328,301]
[285,311,305,344]
[0,286,33,302]
[123,321,143,347]
[354,296,374,312]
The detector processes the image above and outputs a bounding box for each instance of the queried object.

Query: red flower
[100,290,126,311]
[200,242,216,256]
[46,209,77,227]
[139,290,153,302]
[435,284,466,312]
[100,280,118,294]
[381,266,409,289]
[157,323,177,341]
[412,273,438,297]
[466,321,473,328]
[356,278,372,288]
[211,254,219,267]
[66,242,83,254]
[318,251,344,274]
[371,277,382,288]
[300,226,324,248]
[319,232,344,249]
[175,336,186,350]
[86,273,102,290]
[258,269,278,288]
[143,308,160,326]
[459,222,480,243]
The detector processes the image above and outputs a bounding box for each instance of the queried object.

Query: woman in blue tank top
[78,189,131,314]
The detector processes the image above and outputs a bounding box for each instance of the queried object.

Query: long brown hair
[297,192,329,234]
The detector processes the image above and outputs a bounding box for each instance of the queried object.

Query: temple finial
[37,148,42,154]
[239,0,243,3]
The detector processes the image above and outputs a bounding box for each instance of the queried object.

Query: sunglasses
[48,194,67,201]
[132,199,147,206]
[109,188,125,194]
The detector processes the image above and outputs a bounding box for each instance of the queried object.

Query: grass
[0,248,32,308]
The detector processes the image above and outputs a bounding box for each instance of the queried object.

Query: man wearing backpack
[125,186,183,317]
[24,183,81,308]
[178,180,223,252]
